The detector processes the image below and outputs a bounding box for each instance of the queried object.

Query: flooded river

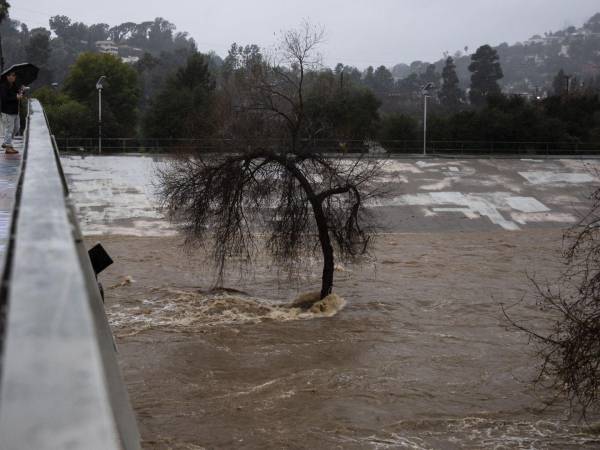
[62,154,600,449]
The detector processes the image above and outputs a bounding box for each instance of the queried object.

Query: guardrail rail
[0,99,140,450]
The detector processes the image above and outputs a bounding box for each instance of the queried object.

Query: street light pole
[98,87,102,153]
[422,82,433,156]
[96,76,106,154]
[423,94,428,156]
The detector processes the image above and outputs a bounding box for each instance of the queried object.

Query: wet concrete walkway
[0,136,24,264]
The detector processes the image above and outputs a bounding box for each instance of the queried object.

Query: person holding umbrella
[0,70,22,154]
[0,63,39,154]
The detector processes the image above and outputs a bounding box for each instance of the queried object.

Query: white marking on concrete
[421,178,455,191]
[559,159,596,171]
[432,208,480,219]
[519,171,595,185]
[430,192,468,204]
[506,197,550,213]
[511,212,578,225]
[552,195,583,204]
[381,161,423,173]
[416,161,451,168]
[380,191,521,230]
[465,196,520,231]
[474,175,523,193]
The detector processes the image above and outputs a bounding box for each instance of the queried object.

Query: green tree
[135,45,199,111]
[34,86,95,138]
[87,23,109,44]
[109,22,137,43]
[143,52,215,139]
[419,64,439,85]
[0,0,10,70]
[552,69,569,96]
[584,12,600,33]
[25,28,52,85]
[25,28,50,65]
[439,57,464,110]
[468,45,503,107]
[48,15,92,83]
[372,65,394,95]
[63,52,140,138]
[304,73,381,141]
[147,17,176,53]
[378,113,418,142]
[49,15,72,40]
[342,65,362,86]
[222,43,263,81]
[363,66,375,89]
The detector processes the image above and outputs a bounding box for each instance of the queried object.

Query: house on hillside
[94,41,143,64]
[95,41,119,56]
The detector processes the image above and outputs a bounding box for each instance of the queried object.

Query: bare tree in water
[158,22,381,302]
[505,186,600,416]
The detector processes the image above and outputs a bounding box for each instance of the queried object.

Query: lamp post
[422,82,433,156]
[96,75,106,153]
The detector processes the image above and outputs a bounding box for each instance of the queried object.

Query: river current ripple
[63,154,600,449]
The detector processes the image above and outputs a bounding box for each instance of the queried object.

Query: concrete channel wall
[0,100,140,450]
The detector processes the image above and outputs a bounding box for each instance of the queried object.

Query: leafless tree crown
[505,186,600,416]
[158,22,381,300]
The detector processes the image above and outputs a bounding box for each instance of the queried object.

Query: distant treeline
[1,8,599,149]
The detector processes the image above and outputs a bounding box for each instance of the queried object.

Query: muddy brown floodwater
[93,229,600,449]
[64,155,600,448]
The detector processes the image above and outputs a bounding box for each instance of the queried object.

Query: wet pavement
[0,137,24,265]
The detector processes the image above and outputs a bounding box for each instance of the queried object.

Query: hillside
[394,12,600,95]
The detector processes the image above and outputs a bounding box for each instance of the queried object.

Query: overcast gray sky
[11,0,600,68]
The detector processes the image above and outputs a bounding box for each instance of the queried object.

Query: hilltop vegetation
[1,7,599,148]
[393,13,600,96]
[4,11,599,96]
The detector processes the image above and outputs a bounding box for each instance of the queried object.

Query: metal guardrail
[0,100,140,450]
[54,137,600,156]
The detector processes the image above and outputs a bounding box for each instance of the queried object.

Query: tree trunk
[0,32,4,72]
[281,157,335,300]
[311,198,334,299]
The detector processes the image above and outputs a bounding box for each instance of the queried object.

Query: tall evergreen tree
[552,69,569,96]
[439,57,464,110]
[143,52,215,139]
[63,52,140,138]
[372,65,394,95]
[468,45,503,107]
[25,28,52,85]
[419,64,439,85]
[0,0,10,71]
[363,66,375,89]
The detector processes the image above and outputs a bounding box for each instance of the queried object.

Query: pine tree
[439,57,464,110]
[468,45,503,107]
[552,69,569,96]
[0,0,10,71]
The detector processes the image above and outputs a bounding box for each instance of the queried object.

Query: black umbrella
[1,63,39,86]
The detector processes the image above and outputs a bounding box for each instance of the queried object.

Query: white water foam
[107,289,347,336]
